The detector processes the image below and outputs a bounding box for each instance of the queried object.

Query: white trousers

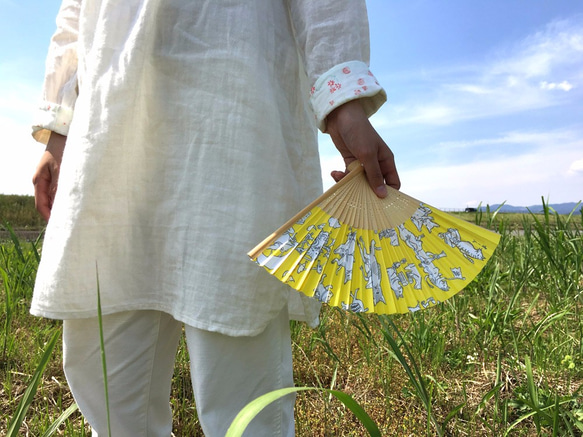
[62,307,295,436]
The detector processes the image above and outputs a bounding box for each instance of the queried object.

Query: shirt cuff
[310,60,387,132]
[31,101,74,144]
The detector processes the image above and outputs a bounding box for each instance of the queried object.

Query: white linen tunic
[31,0,387,336]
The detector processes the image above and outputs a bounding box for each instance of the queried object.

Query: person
[31,1,400,436]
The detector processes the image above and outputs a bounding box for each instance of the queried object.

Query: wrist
[326,100,367,135]
[46,132,67,162]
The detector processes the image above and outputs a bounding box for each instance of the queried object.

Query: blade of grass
[2,221,25,264]
[525,356,541,432]
[39,402,79,437]
[378,315,444,436]
[1,267,14,361]
[225,386,381,437]
[505,395,579,436]
[96,263,112,437]
[6,329,60,437]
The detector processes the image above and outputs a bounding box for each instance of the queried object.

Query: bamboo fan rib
[320,173,420,230]
[249,161,501,315]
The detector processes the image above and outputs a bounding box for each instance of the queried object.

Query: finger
[330,170,347,183]
[379,154,401,191]
[49,167,60,204]
[34,177,52,221]
[383,165,401,190]
[360,152,388,198]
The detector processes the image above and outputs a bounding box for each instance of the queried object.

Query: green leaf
[225,387,381,437]
[39,403,79,437]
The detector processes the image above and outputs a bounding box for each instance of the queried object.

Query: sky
[1,0,582,209]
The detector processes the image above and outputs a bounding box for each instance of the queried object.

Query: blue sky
[1,0,582,209]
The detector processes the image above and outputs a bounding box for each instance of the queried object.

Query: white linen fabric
[31,0,387,335]
[63,307,295,436]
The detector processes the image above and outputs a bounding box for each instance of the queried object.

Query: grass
[1,203,582,435]
[0,195,45,233]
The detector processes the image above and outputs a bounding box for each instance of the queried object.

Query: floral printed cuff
[310,60,387,132]
[31,101,74,144]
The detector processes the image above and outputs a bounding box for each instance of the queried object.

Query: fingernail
[375,185,387,198]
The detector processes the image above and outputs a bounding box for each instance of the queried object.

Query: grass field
[1,201,582,436]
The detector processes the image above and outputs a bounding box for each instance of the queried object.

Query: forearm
[288,0,386,132]
[46,132,67,161]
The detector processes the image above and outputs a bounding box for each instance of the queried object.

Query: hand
[32,132,67,221]
[326,100,400,197]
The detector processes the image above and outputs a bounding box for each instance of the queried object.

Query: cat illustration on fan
[398,224,449,291]
[439,228,486,263]
[357,236,386,305]
[341,288,368,313]
[331,230,356,283]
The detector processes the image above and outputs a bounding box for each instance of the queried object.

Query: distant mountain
[480,202,582,215]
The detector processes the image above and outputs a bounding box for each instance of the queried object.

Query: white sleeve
[32,0,81,144]
[288,0,387,132]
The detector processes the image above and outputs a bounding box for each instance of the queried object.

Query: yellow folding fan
[248,161,500,314]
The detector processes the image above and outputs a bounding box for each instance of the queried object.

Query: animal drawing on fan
[419,250,449,291]
[296,211,312,225]
[313,276,333,303]
[311,235,336,275]
[408,297,438,313]
[331,230,356,283]
[255,226,297,270]
[405,263,422,289]
[449,267,465,280]
[341,288,368,313]
[397,224,450,292]
[357,236,386,305]
[295,225,316,254]
[327,216,342,229]
[296,225,332,274]
[421,297,437,308]
[386,260,406,299]
[411,205,440,233]
[379,228,399,246]
[386,259,424,299]
[307,217,341,274]
[439,228,486,263]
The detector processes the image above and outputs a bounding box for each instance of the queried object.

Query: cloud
[384,17,583,127]
[492,18,583,78]
[568,159,583,175]
[397,130,583,208]
[540,80,573,91]
[437,129,579,151]
[319,126,583,208]
[399,149,582,208]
